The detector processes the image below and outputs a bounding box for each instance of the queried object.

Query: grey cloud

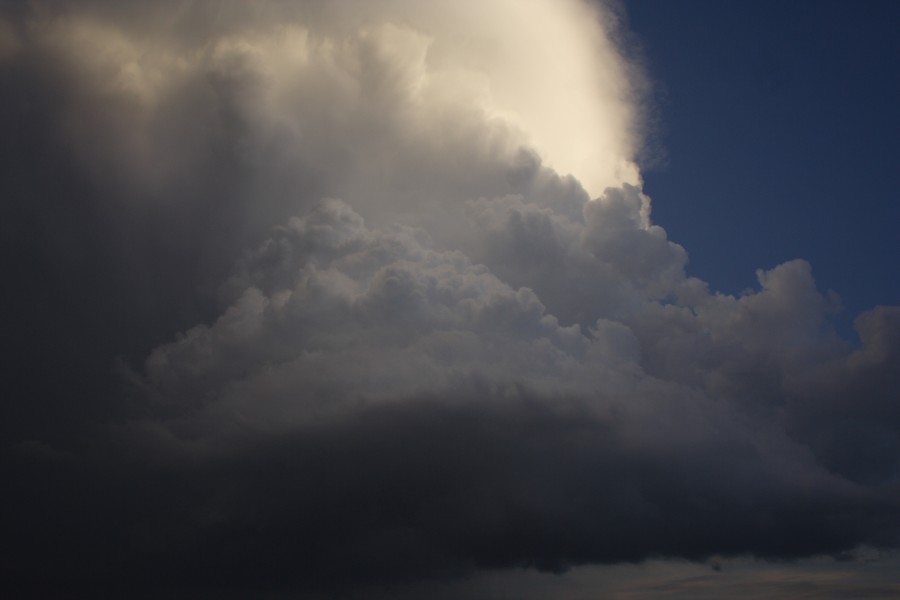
[2,1,900,597]
[141,198,597,424]
[92,196,895,592]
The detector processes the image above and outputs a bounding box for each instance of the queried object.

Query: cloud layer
[2,1,899,595]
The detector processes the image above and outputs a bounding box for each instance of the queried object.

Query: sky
[1,1,899,598]
[625,0,900,335]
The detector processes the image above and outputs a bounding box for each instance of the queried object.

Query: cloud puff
[2,0,899,596]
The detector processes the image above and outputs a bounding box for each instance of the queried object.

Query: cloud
[2,0,899,596]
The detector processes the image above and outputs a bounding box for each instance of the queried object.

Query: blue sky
[626,0,900,335]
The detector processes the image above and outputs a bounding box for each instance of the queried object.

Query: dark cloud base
[5,399,898,596]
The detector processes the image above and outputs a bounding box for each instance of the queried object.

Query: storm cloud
[2,1,899,596]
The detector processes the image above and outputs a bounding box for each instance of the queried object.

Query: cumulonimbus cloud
[2,0,899,595]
